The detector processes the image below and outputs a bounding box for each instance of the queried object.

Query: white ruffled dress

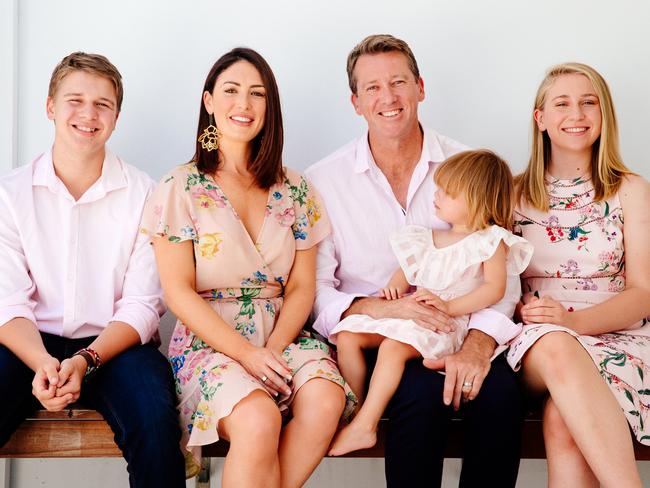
[329,225,533,359]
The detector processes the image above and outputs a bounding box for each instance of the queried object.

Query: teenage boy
[0,52,185,487]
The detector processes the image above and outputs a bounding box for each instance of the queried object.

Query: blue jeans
[0,333,185,488]
[384,354,523,488]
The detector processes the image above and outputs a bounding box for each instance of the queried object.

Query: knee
[543,399,577,452]
[336,331,359,350]
[294,380,345,426]
[229,394,282,445]
[523,332,581,380]
[378,338,414,360]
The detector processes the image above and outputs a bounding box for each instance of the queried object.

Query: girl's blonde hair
[517,62,633,210]
[434,149,514,231]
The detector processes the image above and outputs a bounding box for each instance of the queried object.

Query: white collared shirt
[0,149,164,343]
[305,127,522,346]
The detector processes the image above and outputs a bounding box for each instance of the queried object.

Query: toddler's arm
[379,268,410,300]
[446,241,507,317]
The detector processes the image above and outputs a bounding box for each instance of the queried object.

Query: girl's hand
[520,295,575,329]
[413,290,450,315]
[379,287,402,300]
[239,345,292,397]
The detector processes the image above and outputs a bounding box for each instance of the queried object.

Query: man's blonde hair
[517,62,633,210]
[48,52,123,111]
[435,150,514,231]
[346,34,420,94]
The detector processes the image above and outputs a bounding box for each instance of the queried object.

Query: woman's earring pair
[198,114,222,152]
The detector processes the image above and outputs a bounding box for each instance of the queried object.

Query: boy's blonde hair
[517,62,633,210]
[434,149,514,231]
[48,52,123,111]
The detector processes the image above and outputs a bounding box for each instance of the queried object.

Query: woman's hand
[520,295,575,328]
[239,344,292,397]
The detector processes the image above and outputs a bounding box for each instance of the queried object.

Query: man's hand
[423,329,495,409]
[357,295,453,332]
[32,355,71,411]
[54,355,87,405]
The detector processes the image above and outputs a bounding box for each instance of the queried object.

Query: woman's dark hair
[192,47,284,188]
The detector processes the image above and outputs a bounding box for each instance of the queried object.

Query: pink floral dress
[507,174,650,444]
[141,163,356,474]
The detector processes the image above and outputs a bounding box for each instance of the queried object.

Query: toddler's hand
[379,287,402,300]
[413,290,449,314]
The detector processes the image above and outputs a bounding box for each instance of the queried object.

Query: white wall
[0,0,17,173]
[4,1,650,487]
[12,0,650,180]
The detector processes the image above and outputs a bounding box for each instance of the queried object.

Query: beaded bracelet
[72,347,102,377]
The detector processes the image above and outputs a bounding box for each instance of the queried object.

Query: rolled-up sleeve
[312,235,366,339]
[0,191,37,328]
[467,273,522,345]
[111,219,166,345]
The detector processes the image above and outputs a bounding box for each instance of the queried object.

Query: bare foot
[328,423,377,456]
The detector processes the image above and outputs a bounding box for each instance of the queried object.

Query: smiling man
[306,35,523,487]
[0,52,185,487]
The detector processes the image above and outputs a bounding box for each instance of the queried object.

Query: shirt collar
[32,148,128,202]
[353,125,448,174]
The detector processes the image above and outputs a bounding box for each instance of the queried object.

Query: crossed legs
[522,331,641,488]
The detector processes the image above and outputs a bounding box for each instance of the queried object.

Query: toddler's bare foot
[328,423,377,456]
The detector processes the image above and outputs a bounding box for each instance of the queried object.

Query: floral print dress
[507,174,650,444]
[141,163,356,473]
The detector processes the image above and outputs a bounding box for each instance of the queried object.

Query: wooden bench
[2,409,650,486]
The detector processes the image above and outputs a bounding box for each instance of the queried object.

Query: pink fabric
[507,175,650,444]
[305,127,522,346]
[0,149,164,343]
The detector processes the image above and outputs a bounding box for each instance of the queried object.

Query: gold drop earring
[198,113,222,152]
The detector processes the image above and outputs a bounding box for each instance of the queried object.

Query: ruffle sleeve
[285,168,331,250]
[140,165,198,244]
[389,225,433,285]
[391,225,533,290]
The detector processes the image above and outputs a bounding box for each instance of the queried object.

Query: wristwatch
[72,347,102,378]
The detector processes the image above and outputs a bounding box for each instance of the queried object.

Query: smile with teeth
[231,116,252,123]
[379,109,402,117]
[562,127,588,133]
[74,125,98,133]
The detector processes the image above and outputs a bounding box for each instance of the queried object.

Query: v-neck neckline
[206,171,274,248]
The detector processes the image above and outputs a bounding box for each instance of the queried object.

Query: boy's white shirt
[0,148,165,343]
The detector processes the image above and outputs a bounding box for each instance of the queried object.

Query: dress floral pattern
[141,163,356,474]
[507,174,650,444]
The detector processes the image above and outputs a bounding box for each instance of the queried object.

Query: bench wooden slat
[2,409,650,460]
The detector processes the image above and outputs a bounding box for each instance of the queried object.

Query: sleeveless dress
[329,225,533,359]
[506,174,650,445]
[141,163,357,475]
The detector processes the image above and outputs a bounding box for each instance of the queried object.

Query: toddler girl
[328,149,533,456]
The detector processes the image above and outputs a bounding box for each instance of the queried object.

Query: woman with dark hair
[142,48,355,488]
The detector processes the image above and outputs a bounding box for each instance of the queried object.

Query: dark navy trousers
[0,333,185,488]
[384,354,523,488]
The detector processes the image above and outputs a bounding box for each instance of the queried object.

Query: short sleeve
[286,170,331,250]
[140,167,198,244]
[479,226,534,276]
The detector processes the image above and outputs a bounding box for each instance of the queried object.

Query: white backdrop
[2,1,650,487]
[5,0,650,181]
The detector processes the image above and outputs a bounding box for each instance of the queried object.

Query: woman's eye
[251,91,266,98]
[225,88,236,94]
